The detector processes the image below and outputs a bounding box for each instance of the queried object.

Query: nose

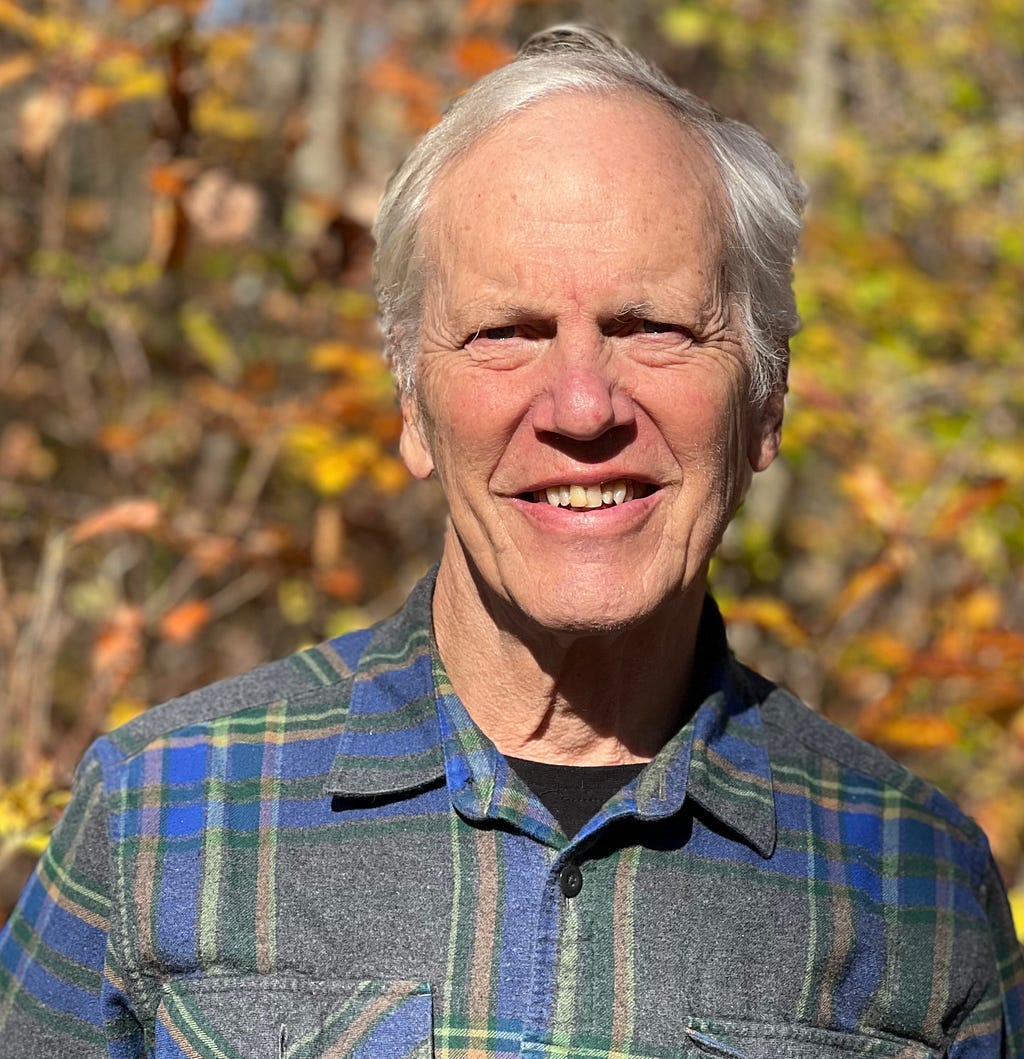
[531,336,635,441]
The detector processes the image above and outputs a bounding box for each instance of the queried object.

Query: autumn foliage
[0,0,1021,933]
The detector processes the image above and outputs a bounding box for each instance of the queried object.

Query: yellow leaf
[194,94,263,140]
[105,697,147,731]
[661,6,711,47]
[1009,887,1024,943]
[371,456,411,494]
[181,304,242,382]
[335,289,377,320]
[720,596,808,648]
[0,762,59,841]
[308,341,365,371]
[21,831,50,857]
[873,715,959,751]
[278,579,314,625]
[310,450,360,496]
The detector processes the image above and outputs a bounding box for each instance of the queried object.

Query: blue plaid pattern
[1,572,1022,1058]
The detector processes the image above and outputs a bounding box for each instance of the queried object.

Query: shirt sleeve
[949,849,1024,1058]
[0,747,143,1057]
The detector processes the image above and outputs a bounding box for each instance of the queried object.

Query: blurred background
[0,0,1022,933]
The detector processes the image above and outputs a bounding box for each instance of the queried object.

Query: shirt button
[559,863,583,898]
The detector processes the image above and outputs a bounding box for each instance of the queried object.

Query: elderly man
[1,25,1022,1059]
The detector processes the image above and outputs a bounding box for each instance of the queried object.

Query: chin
[504,578,665,639]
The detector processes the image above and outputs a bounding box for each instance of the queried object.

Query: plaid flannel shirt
[1,571,1022,1058]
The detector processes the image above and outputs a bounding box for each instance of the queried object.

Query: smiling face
[401,92,782,638]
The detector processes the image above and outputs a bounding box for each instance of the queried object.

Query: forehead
[423,92,728,293]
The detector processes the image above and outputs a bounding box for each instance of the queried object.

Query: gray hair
[373,25,806,407]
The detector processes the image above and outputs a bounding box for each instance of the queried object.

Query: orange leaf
[857,631,914,670]
[829,556,901,619]
[873,714,959,751]
[464,0,517,22]
[92,606,144,683]
[840,464,903,533]
[147,159,198,198]
[315,567,363,601]
[96,422,145,453]
[72,84,120,119]
[0,1,35,35]
[158,600,212,644]
[0,51,35,90]
[188,535,237,575]
[65,196,110,234]
[452,35,513,78]
[931,479,1008,538]
[959,588,1004,631]
[72,498,163,543]
[366,56,440,110]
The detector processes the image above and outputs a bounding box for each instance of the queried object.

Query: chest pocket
[155,975,433,1059]
[684,1017,939,1059]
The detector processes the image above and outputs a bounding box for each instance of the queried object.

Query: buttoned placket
[323,575,776,1058]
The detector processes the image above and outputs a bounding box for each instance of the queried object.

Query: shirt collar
[323,570,775,858]
[323,573,447,798]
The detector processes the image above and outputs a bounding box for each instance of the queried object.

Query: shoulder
[87,625,375,773]
[737,661,987,853]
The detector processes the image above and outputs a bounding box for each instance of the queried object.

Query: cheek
[418,394,509,493]
[664,384,737,455]
[423,367,531,467]
[661,385,751,497]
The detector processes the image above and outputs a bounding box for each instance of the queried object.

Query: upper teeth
[540,479,635,509]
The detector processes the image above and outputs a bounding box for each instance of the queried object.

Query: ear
[399,393,435,480]
[748,383,785,473]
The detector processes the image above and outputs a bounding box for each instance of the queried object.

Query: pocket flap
[685,1016,937,1059]
[156,975,432,1059]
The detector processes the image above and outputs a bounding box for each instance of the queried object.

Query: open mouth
[519,479,657,511]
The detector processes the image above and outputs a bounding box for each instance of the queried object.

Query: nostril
[535,368,634,442]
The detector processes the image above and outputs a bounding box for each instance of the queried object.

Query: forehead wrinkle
[422,93,735,326]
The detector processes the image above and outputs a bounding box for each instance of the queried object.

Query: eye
[465,324,520,345]
[641,319,687,336]
[605,312,694,341]
[480,325,518,341]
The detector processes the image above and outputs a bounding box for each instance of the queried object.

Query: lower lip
[507,490,662,534]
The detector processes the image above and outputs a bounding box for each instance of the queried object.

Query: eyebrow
[612,300,656,320]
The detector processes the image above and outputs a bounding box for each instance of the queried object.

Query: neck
[431,539,706,766]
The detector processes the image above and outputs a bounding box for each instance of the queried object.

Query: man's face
[401,93,781,636]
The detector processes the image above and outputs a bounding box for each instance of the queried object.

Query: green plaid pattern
[1,572,1022,1058]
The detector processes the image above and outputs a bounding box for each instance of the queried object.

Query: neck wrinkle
[431,535,705,766]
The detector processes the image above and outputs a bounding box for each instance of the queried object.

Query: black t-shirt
[506,756,646,838]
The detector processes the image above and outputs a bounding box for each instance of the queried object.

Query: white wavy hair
[373,25,807,408]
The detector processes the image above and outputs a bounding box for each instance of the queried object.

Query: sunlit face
[401,93,782,637]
